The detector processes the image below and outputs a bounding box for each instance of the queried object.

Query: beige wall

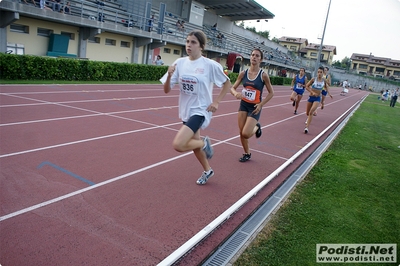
[7,17,134,62]
[280,42,301,53]
[157,43,183,65]
[137,46,144,65]
[86,32,133,62]
[352,59,400,78]
[7,17,79,56]
[305,50,333,65]
[7,17,228,69]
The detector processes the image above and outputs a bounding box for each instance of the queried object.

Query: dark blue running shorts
[183,115,205,133]
[294,88,305,95]
[308,95,321,103]
[239,100,261,121]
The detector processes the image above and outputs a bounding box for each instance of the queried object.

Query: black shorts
[238,100,261,121]
[183,115,205,133]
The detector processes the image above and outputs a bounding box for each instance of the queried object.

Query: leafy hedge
[0,53,292,85]
[229,73,292,85]
[0,54,167,81]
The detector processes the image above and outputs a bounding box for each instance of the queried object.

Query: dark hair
[187,30,207,50]
[157,55,161,59]
[251,48,263,60]
[324,66,329,71]
[318,66,324,71]
[300,67,305,71]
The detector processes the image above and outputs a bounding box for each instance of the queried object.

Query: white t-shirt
[160,56,228,129]
[155,59,164,66]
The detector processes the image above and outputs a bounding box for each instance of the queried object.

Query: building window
[359,64,368,69]
[163,48,171,53]
[120,41,130,48]
[105,38,116,46]
[310,52,317,57]
[37,28,54,37]
[290,46,297,51]
[10,24,29,34]
[173,49,180,55]
[7,42,25,55]
[88,36,100,43]
[61,31,75,40]
[393,71,400,76]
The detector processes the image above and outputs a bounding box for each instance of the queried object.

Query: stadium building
[0,0,312,78]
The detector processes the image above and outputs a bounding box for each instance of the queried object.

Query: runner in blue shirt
[290,68,307,115]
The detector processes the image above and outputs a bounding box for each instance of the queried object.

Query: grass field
[234,95,400,266]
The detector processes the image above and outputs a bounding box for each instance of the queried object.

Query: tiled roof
[351,53,400,67]
[278,36,308,45]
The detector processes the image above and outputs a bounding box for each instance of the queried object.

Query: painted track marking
[37,161,95,186]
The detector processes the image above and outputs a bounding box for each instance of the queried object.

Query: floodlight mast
[314,0,332,77]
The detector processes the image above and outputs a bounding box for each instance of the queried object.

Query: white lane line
[0,94,179,108]
[0,105,178,127]
[0,122,180,158]
[0,128,290,222]
[0,89,366,222]
[158,96,368,266]
[0,151,191,222]
[0,93,355,158]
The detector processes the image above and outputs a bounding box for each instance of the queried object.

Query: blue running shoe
[196,169,214,185]
[202,136,214,159]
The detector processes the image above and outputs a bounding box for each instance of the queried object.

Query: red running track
[0,84,369,265]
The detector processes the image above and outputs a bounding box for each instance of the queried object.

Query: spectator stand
[12,0,307,73]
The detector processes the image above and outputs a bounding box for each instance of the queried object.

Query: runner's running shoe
[202,136,214,159]
[255,123,262,138]
[196,169,214,185]
[239,153,251,162]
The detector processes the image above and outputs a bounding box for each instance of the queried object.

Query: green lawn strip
[234,95,400,266]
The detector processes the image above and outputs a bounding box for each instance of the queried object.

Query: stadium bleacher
[3,0,303,72]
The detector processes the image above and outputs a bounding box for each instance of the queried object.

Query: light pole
[314,0,332,77]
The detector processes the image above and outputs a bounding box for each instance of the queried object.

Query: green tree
[341,56,351,70]
[245,26,256,33]
[332,60,341,68]
[244,26,270,40]
[271,37,279,43]
[332,57,352,69]
[259,30,270,39]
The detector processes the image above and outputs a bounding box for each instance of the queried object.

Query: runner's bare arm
[208,79,232,112]
[230,71,245,99]
[163,64,176,94]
